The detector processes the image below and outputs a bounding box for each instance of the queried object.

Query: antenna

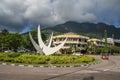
[112,34,114,39]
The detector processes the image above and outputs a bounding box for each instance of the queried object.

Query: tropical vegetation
[0,28,120,55]
[0,52,97,66]
[0,29,47,52]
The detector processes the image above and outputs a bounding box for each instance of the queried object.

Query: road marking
[28,65,34,67]
[48,73,59,75]
[40,66,44,67]
[11,64,15,66]
[77,70,99,73]
[2,63,6,65]
[18,65,24,67]
[103,69,110,71]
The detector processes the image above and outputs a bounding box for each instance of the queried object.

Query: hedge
[0,52,96,65]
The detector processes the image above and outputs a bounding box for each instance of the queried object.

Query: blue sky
[0,0,120,33]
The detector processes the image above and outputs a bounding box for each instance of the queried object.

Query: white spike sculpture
[29,32,43,54]
[45,32,53,47]
[29,25,67,55]
[29,32,53,54]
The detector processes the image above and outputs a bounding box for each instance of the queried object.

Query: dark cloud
[0,0,120,33]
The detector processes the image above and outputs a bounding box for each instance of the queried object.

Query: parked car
[17,49,26,53]
[17,49,31,53]
[73,52,83,56]
[4,50,14,53]
[101,53,109,60]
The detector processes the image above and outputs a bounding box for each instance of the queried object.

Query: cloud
[0,0,120,32]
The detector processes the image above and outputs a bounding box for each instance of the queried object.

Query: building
[105,38,120,47]
[107,38,120,47]
[52,32,89,54]
[88,38,105,48]
[88,38,113,48]
[107,38,114,45]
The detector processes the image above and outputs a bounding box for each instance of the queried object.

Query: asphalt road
[0,55,120,80]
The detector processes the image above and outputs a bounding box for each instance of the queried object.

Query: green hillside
[43,21,120,39]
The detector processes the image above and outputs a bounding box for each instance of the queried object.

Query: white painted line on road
[77,70,99,73]
[81,65,84,67]
[70,66,73,67]
[11,64,15,66]
[2,63,6,65]
[18,65,24,67]
[103,69,110,71]
[53,66,57,68]
[28,65,34,67]
[40,66,44,67]
[48,73,59,76]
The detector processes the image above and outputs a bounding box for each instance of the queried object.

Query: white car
[17,49,26,53]
[4,50,14,53]
[73,52,83,56]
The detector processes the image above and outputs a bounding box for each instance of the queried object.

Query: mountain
[43,21,120,39]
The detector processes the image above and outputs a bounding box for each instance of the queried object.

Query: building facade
[88,38,114,48]
[113,39,120,47]
[52,33,116,54]
[88,39,105,48]
[52,32,89,53]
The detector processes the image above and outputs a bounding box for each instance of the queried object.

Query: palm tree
[86,41,97,54]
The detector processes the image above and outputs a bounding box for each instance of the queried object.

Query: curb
[0,61,101,68]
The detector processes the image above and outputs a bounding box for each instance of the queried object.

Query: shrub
[0,53,96,65]
[79,56,95,63]
[0,53,8,61]
[8,52,22,58]
[32,56,48,64]
[0,53,14,62]
[14,54,37,64]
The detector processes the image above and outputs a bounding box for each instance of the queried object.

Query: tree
[102,30,109,53]
[0,29,9,51]
[1,28,9,36]
[86,41,97,54]
[110,46,120,55]
[67,45,76,54]
[7,33,23,50]
[21,30,47,50]
[0,32,23,51]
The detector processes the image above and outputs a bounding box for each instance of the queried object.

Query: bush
[8,52,22,58]
[0,53,8,61]
[79,56,95,63]
[0,53,14,62]
[14,54,37,64]
[0,53,96,65]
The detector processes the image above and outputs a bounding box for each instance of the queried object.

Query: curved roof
[88,38,102,42]
[53,32,89,39]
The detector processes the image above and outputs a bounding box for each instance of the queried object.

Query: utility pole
[104,30,108,48]
[101,30,109,60]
